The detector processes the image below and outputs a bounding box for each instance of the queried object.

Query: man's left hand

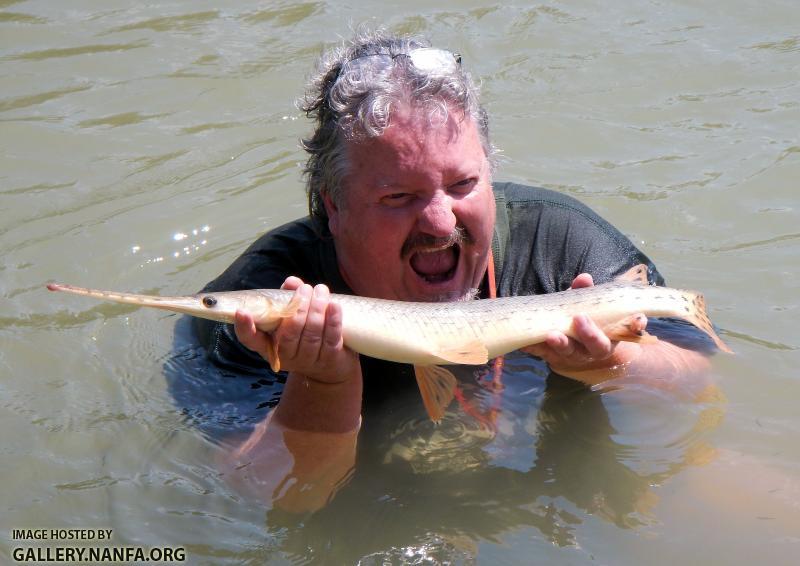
[521,273,644,375]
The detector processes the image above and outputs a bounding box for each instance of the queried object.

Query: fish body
[47,280,730,361]
[47,273,731,420]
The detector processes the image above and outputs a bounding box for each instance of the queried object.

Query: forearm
[553,340,712,389]
[224,407,359,513]
[273,368,363,433]
[223,365,362,513]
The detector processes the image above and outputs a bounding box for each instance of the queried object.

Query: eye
[449,178,477,193]
[380,192,414,207]
[202,296,217,308]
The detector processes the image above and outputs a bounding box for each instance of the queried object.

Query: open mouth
[409,243,460,284]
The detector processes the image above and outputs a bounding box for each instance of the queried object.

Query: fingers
[543,330,575,357]
[280,283,340,364]
[522,314,616,372]
[571,314,613,358]
[234,276,308,359]
[571,273,594,289]
[233,277,357,383]
[539,315,612,360]
[522,274,596,364]
[319,299,345,361]
[234,310,272,354]
[281,276,303,291]
[521,331,575,365]
[274,282,354,379]
[235,278,342,360]
[276,283,314,360]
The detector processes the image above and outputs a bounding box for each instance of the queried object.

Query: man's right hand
[233,277,361,384]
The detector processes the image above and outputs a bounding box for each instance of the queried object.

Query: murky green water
[2,1,799,564]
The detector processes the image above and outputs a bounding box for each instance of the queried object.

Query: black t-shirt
[193,182,709,401]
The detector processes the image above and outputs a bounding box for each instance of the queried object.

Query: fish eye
[202,296,217,308]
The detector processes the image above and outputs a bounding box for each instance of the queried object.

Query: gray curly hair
[299,29,494,232]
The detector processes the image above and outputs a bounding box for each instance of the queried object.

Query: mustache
[401,225,474,258]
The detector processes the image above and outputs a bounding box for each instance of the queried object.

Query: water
[2,0,799,563]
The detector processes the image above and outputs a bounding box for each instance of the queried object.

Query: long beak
[46,283,236,323]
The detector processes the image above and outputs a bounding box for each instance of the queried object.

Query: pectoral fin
[603,313,659,344]
[414,365,458,423]
[262,294,303,372]
[280,294,303,318]
[263,333,282,373]
[432,340,489,365]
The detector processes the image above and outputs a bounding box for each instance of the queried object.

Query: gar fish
[47,265,731,421]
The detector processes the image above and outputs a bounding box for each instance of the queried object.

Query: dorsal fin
[615,263,649,285]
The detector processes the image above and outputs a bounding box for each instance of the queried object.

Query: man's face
[323,109,495,302]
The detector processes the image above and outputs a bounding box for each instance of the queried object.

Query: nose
[416,193,457,238]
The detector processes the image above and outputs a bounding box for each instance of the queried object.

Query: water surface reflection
[167,318,722,561]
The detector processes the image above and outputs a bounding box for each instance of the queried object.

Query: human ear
[321,189,340,237]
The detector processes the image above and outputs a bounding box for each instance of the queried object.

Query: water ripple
[721,330,795,351]
[711,232,800,253]
[106,11,219,34]
[748,35,800,53]
[1,181,75,196]
[55,475,120,491]
[4,40,149,62]
[77,111,166,129]
[0,84,92,113]
[240,2,322,26]
[0,11,46,24]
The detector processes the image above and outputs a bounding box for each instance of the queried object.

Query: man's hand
[234,276,362,432]
[521,273,645,376]
[234,277,360,384]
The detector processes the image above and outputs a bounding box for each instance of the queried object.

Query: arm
[522,273,712,390]
[223,277,362,512]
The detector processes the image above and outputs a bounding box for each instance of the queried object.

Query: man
[195,30,715,510]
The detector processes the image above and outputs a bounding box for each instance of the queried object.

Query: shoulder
[494,181,578,206]
[493,181,627,243]
[491,181,663,293]
[200,217,339,293]
[240,217,321,257]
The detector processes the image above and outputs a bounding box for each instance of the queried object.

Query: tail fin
[683,291,733,354]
